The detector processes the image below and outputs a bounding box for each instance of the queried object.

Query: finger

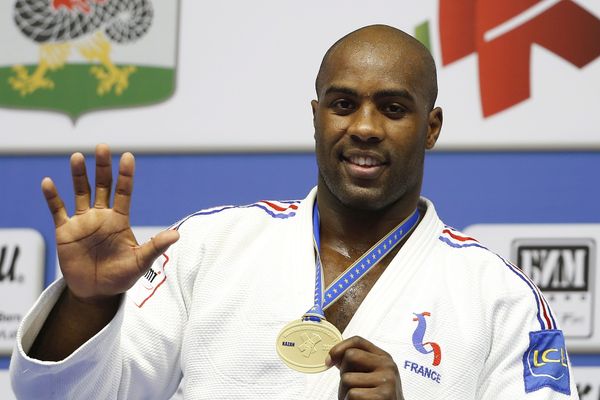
[341,387,386,400]
[70,152,91,213]
[339,372,379,391]
[113,152,135,215]
[41,177,69,227]
[338,369,402,400]
[339,370,400,395]
[93,143,113,208]
[134,229,180,273]
[338,348,387,373]
[328,336,389,368]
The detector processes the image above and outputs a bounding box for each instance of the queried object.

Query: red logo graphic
[52,0,107,14]
[412,312,442,366]
[439,0,600,117]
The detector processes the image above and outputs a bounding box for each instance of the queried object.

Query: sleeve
[9,243,188,400]
[475,271,579,399]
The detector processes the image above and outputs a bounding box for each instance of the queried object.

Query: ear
[311,100,319,140]
[425,107,443,149]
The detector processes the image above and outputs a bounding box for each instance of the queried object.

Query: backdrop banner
[0,229,44,357]
[1,0,599,153]
[574,366,600,399]
[464,223,600,353]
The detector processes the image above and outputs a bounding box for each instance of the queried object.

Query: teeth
[349,156,380,167]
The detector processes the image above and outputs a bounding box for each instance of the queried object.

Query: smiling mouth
[341,154,387,180]
[345,155,384,168]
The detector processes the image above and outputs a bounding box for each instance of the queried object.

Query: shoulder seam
[173,199,302,230]
[438,226,557,331]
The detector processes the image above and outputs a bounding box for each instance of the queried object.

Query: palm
[56,209,140,299]
[43,144,178,302]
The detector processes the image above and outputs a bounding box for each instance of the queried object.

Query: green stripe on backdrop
[0,65,174,119]
[415,20,432,53]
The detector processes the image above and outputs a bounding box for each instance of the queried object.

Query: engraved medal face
[276,319,343,373]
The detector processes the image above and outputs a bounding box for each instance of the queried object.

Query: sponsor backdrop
[0,230,44,356]
[0,0,599,152]
[576,367,600,399]
[1,0,600,397]
[464,224,600,353]
[2,152,600,397]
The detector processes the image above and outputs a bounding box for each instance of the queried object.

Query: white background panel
[0,0,598,152]
[0,229,45,356]
[464,224,600,353]
[574,366,600,399]
[0,369,16,400]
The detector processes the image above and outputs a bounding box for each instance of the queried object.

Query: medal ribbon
[304,202,420,322]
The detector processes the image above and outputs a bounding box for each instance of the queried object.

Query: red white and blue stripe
[438,226,556,331]
[174,199,300,230]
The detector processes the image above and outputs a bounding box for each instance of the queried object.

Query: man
[10,25,578,399]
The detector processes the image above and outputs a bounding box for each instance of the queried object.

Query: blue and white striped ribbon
[304,201,420,322]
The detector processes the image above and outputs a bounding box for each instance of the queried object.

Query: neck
[316,184,420,254]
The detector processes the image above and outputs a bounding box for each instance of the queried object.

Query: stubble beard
[317,156,424,214]
[318,168,405,212]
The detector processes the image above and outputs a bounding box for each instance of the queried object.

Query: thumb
[136,229,180,271]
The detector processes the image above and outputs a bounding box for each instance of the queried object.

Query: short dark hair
[315,25,438,111]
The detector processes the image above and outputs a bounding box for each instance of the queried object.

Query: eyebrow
[374,89,415,103]
[323,86,415,103]
[323,86,358,97]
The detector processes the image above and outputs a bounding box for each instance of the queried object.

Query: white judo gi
[10,188,578,399]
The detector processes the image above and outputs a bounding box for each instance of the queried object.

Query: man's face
[312,44,442,211]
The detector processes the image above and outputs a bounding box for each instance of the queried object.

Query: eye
[330,99,355,114]
[381,103,407,118]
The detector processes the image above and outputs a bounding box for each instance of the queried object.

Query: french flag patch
[252,200,299,219]
[438,227,484,250]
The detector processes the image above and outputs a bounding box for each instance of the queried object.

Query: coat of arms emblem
[0,0,178,119]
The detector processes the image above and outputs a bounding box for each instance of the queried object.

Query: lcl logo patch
[523,330,570,395]
[512,238,595,338]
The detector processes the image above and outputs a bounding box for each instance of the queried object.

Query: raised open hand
[42,144,179,304]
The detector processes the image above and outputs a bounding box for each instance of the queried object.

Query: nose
[347,105,384,143]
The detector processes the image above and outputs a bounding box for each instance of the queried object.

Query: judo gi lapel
[342,199,442,339]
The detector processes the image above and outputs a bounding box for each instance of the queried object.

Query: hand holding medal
[276,202,419,376]
[328,336,405,400]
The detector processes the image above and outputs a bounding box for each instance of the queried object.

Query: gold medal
[276,318,343,373]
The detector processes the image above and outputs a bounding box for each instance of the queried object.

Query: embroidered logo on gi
[412,312,442,366]
[129,252,169,308]
[523,330,570,395]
